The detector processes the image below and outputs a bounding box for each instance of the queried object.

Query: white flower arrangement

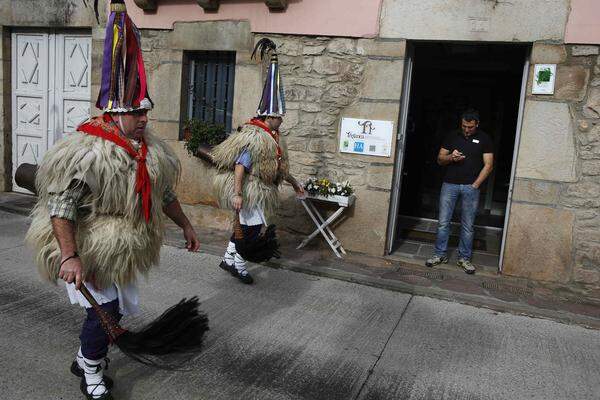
[304,178,354,197]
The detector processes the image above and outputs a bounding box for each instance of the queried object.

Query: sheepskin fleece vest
[212,122,289,216]
[25,119,180,289]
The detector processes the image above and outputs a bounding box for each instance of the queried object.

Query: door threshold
[390,239,500,272]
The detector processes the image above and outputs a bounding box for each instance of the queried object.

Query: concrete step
[391,239,500,273]
[397,215,503,254]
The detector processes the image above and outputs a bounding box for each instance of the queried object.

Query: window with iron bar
[185,51,236,133]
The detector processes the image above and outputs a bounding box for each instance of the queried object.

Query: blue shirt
[236,149,252,172]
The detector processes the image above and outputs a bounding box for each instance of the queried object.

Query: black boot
[219,260,236,276]
[234,269,254,284]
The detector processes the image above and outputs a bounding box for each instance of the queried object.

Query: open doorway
[390,42,529,271]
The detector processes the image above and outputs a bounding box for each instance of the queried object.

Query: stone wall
[270,35,404,255]
[0,0,98,27]
[380,0,569,42]
[137,21,258,231]
[138,21,405,255]
[504,43,600,296]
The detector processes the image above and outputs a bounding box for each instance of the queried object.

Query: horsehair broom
[78,284,209,370]
[233,211,281,263]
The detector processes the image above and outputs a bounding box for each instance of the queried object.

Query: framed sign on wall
[339,117,394,157]
[532,64,557,95]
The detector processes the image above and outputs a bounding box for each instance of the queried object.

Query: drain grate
[397,268,445,281]
[482,281,533,297]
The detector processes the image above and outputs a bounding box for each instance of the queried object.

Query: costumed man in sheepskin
[25,1,200,399]
[212,39,305,284]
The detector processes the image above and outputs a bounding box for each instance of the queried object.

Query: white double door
[11,30,92,193]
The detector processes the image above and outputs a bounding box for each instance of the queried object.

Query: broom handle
[78,284,126,341]
[233,211,244,240]
[78,284,102,308]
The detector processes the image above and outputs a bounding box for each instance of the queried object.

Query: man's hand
[285,175,306,199]
[164,199,200,252]
[451,150,465,162]
[59,257,83,289]
[293,183,305,198]
[232,195,243,212]
[183,225,200,252]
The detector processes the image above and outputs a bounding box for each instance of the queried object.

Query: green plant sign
[183,119,228,156]
[536,68,553,84]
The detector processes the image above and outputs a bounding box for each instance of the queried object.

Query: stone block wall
[137,21,257,230]
[380,0,570,42]
[269,35,404,255]
[504,43,600,296]
[137,21,404,256]
[0,0,98,27]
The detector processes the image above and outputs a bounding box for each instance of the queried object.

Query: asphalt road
[0,210,599,400]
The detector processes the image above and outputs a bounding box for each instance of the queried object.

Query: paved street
[0,209,599,400]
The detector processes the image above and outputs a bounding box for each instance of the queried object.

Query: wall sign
[339,117,394,157]
[532,64,557,95]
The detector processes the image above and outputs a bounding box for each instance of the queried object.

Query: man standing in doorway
[426,109,494,274]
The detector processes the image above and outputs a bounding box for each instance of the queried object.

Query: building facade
[1,0,600,301]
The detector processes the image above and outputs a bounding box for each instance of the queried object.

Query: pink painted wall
[124,0,381,38]
[565,0,600,44]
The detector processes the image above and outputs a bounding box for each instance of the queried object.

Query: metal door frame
[498,50,531,272]
[385,46,414,254]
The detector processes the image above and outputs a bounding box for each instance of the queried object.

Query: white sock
[234,252,248,275]
[223,241,236,266]
[76,347,85,370]
[83,357,108,399]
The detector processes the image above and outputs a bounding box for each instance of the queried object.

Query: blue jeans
[434,183,480,260]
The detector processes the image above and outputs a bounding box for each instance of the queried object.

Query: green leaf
[183,119,228,156]
[536,68,553,84]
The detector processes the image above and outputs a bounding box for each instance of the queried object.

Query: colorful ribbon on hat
[97,2,149,112]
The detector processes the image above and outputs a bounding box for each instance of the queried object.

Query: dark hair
[461,108,480,122]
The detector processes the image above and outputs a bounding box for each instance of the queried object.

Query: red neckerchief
[77,114,152,223]
[248,118,283,165]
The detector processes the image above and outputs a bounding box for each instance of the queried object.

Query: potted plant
[303,178,355,207]
[182,119,228,159]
